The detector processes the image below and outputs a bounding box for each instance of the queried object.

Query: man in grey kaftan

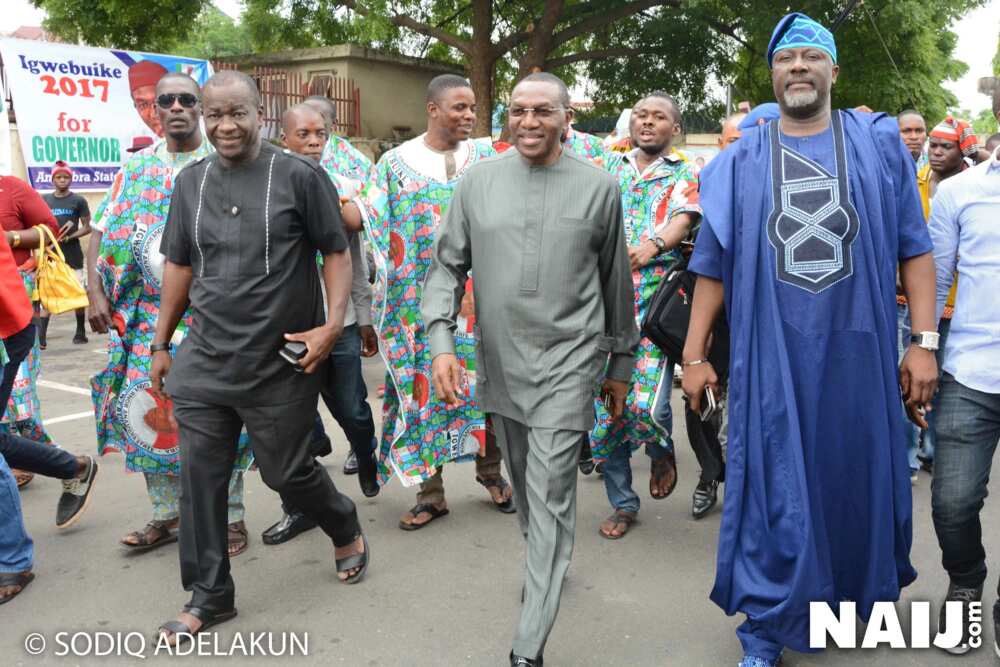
[421,72,638,665]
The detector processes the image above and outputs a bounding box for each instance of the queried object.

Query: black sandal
[476,475,516,513]
[398,503,450,531]
[122,520,178,552]
[0,571,35,605]
[157,606,238,645]
[336,534,369,584]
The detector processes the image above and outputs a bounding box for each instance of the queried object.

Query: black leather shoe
[509,651,542,666]
[355,450,380,498]
[261,511,318,545]
[692,480,719,519]
[309,434,332,459]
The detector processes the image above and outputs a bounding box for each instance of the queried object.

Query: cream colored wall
[341,59,437,139]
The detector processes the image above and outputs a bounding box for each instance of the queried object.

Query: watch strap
[150,342,172,353]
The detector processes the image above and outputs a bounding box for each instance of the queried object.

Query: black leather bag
[641,263,695,362]
[641,262,730,380]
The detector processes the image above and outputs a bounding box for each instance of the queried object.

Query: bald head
[718,112,746,150]
[156,71,199,95]
[304,95,337,129]
[281,103,328,161]
[515,72,571,107]
[203,69,260,107]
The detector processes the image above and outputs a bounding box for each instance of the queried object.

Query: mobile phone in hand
[279,341,307,373]
[700,386,718,422]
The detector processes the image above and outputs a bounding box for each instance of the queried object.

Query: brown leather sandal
[121,520,177,552]
[227,521,248,557]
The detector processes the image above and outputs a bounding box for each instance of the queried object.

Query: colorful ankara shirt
[590,151,700,460]
[90,140,251,475]
[0,270,52,445]
[564,127,608,166]
[365,135,495,486]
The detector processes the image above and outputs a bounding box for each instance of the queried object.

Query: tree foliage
[32,0,208,51]
[173,6,254,60]
[33,0,985,135]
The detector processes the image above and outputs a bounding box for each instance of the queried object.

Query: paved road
[5,315,1000,666]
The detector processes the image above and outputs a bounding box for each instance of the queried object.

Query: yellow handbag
[33,224,89,315]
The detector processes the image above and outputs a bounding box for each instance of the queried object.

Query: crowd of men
[1,10,999,667]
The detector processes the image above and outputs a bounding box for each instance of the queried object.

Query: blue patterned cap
[767,13,837,68]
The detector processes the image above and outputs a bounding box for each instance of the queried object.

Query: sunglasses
[156,93,200,109]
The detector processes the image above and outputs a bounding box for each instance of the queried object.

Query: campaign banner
[0,38,212,191]
[0,89,11,177]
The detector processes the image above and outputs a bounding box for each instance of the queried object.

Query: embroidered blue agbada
[689,110,931,656]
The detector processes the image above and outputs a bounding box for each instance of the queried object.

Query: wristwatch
[651,236,667,254]
[910,331,940,351]
[9,231,20,248]
[150,342,172,354]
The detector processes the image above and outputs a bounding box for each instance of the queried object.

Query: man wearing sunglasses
[87,73,254,559]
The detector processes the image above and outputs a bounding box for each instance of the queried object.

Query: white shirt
[393,134,474,183]
[927,148,1000,393]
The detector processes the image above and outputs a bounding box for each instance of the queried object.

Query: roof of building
[215,44,461,75]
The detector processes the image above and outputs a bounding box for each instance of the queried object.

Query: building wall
[340,57,436,139]
[217,45,461,141]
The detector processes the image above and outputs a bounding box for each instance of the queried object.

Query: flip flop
[599,510,636,540]
[336,534,370,584]
[0,571,35,605]
[157,607,238,646]
[650,452,678,499]
[398,503,449,531]
[476,476,516,513]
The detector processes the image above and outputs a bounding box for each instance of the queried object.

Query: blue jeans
[930,373,1000,592]
[316,325,377,458]
[0,324,39,573]
[920,317,951,463]
[896,305,920,472]
[603,364,674,513]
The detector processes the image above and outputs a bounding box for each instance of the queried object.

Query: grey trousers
[493,414,584,659]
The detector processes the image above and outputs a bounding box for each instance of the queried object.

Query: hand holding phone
[279,341,308,373]
[699,386,718,422]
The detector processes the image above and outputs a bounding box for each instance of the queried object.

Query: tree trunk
[468,0,495,138]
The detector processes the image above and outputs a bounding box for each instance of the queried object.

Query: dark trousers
[931,372,1000,593]
[317,325,377,458]
[684,401,725,484]
[174,394,361,612]
[0,324,76,479]
[290,325,376,513]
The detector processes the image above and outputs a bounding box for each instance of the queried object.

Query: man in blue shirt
[926,87,1000,657]
[681,13,938,666]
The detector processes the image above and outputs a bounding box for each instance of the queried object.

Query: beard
[781,86,826,118]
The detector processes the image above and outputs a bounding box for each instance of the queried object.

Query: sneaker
[937,582,983,655]
[343,451,359,475]
[911,470,919,485]
[72,332,88,344]
[56,456,98,528]
[738,655,778,667]
[994,602,1000,658]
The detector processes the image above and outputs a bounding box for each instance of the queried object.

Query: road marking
[38,380,91,396]
[43,411,94,425]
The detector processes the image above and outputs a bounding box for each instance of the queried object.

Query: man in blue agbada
[681,13,940,666]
